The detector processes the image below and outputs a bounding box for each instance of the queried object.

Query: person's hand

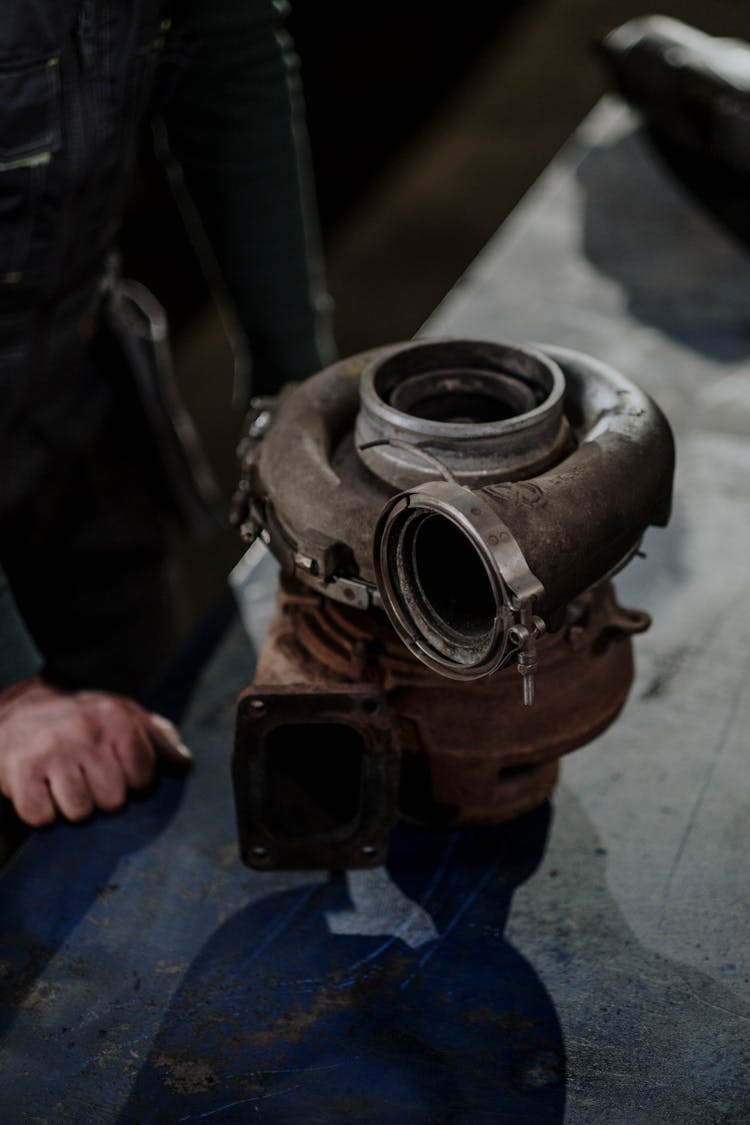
[0,676,193,827]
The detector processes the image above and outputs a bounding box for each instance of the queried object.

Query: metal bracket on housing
[229,395,279,537]
[507,601,547,706]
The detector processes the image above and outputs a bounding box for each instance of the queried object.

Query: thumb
[146,711,194,768]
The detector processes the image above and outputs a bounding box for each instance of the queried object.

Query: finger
[81,695,157,790]
[80,743,128,812]
[109,723,156,790]
[45,761,95,822]
[82,694,192,772]
[7,773,57,828]
[145,712,193,768]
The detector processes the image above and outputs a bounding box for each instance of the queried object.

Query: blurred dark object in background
[600,14,750,247]
[286,1,524,231]
[121,2,524,340]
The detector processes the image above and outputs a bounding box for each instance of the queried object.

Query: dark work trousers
[0,320,178,698]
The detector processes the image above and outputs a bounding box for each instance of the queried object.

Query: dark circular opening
[388,368,538,424]
[409,513,496,641]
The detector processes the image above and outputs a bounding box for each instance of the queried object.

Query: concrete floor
[170,0,750,638]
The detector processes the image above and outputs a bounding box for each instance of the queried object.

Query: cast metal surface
[231,336,674,868]
[231,577,648,868]
[355,338,571,488]
[374,345,673,681]
[234,683,398,871]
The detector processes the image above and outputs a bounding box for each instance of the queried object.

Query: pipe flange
[375,481,544,681]
[355,338,571,489]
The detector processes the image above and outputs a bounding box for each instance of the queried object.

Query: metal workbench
[2,97,749,1123]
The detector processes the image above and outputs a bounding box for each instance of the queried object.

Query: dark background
[122,0,750,635]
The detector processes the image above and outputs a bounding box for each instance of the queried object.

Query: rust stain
[153,1053,220,1095]
[250,956,413,1047]
[235,578,636,867]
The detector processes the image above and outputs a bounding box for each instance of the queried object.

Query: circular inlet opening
[388,510,499,668]
[357,340,568,489]
[388,368,539,424]
[368,341,559,434]
[411,514,495,640]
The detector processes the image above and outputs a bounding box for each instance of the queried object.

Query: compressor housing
[231,337,674,869]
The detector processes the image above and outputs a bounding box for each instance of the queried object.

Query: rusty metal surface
[234,334,672,700]
[238,578,641,849]
[233,685,399,870]
[232,328,672,858]
[238,340,673,625]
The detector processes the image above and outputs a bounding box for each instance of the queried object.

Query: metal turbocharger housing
[231,338,674,869]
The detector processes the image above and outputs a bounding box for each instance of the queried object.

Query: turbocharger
[230,338,674,869]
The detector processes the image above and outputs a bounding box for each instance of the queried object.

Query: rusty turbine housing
[231,338,675,869]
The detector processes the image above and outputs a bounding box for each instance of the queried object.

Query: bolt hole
[361,698,379,714]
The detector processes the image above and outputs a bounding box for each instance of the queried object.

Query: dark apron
[0,0,220,693]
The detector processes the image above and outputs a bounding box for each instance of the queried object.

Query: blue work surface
[2,97,750,1122]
